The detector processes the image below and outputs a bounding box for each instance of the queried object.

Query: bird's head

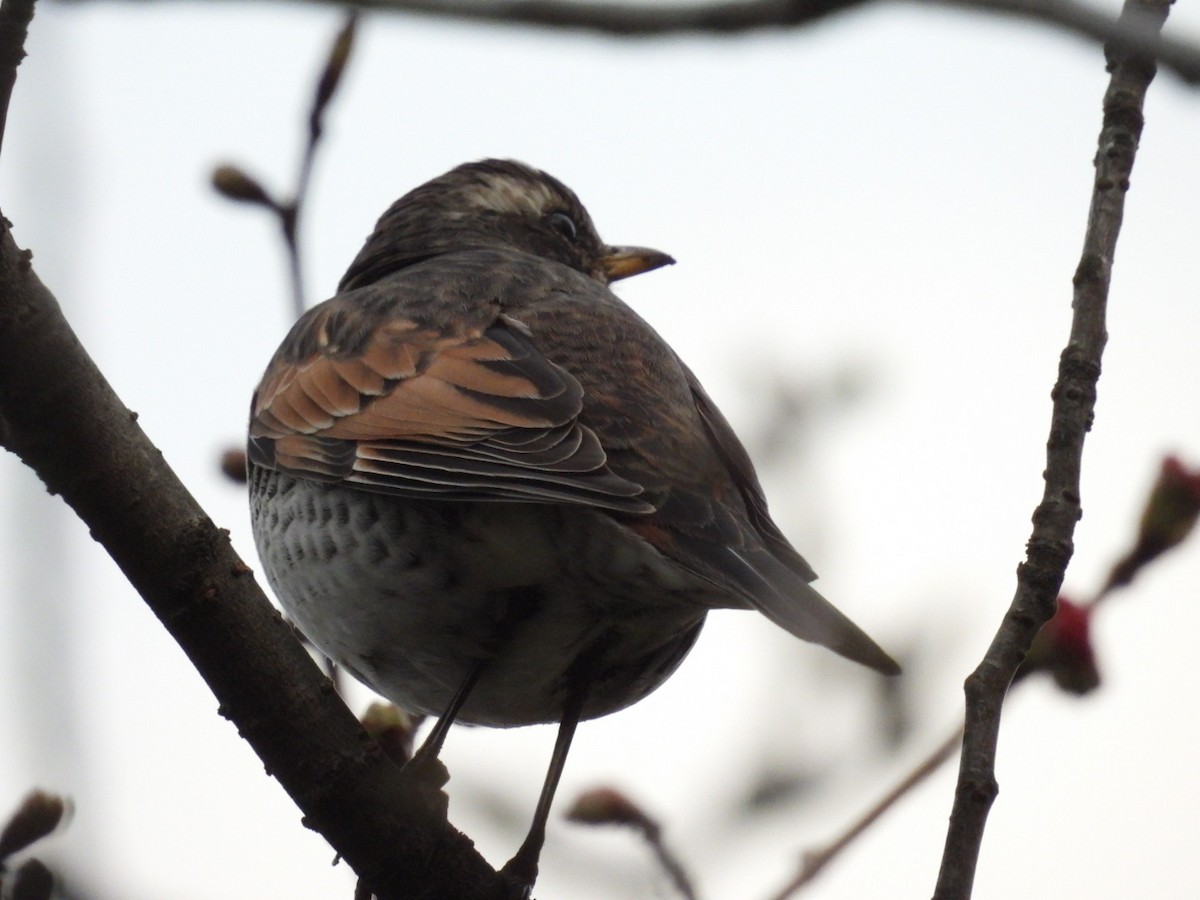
[338,159,673,291]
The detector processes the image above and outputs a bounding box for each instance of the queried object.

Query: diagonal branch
[0,0,35,160]
[0,220,510,899]
[0,11,503,890]
[931,0,1169,896]
[769,725,964,899]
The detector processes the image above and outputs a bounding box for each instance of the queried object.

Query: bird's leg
[499,682,588,896]
[402,658,486,785]
[404,586,545,783]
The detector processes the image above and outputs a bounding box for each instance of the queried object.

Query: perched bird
[248,159,897,892]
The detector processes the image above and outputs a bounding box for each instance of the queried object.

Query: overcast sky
[2,2,1200,898]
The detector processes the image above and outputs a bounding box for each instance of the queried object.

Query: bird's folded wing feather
[621,363,899,675]
[248,291,653,513]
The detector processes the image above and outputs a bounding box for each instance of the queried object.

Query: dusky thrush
[248,159,898,892]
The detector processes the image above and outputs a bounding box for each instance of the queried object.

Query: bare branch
[0,219,518,897]
[0,0,36,159]
[281,0,864,35]
[212,14,358,316]
[932,0,1168,896]
[769,726,963,899]
[567,788,698,900]
[0,0,511,845]
[285,10,358,315]
[371,0,1200,84]
[74,0,1200,84]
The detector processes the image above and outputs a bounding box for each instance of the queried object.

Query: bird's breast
[248,466,714,726]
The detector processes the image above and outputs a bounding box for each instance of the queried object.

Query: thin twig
[769,725,964,900]
[212,13,357,316]
[775,451,1200,895]
[567,788,698,900]
[0,0,35,161]
[931,1,1168,896]
[646,824,699,900]
[281,11,358,316]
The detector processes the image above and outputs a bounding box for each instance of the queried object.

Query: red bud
[1021,596,1099,694]
[1104,456,1200,594]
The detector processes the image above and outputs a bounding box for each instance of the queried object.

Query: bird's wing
[249,286,652,513]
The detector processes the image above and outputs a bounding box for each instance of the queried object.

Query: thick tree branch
[58,0,1200,84]
[0,0,34,159]
[0,10,519,897]
[0,10,510,874]
[931,0,1167,896]
[0,220,519,899]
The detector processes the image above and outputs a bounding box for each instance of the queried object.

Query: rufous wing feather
[249,294,652,513]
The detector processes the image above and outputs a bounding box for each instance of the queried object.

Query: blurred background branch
[56,0,1200,83]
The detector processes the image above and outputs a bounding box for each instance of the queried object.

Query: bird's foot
[400,746,450,790]
[498,840,541,900]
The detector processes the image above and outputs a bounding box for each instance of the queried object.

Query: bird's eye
[546,211,578,241]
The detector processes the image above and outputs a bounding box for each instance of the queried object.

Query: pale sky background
[2,2,1200,898]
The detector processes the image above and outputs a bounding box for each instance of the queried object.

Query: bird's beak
[601,245,675,282]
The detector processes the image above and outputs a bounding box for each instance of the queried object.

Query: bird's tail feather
[723,546,900,675]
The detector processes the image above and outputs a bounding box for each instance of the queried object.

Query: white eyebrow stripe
[466,173,559,217]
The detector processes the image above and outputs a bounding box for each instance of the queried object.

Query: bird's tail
[722,546,900,675]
